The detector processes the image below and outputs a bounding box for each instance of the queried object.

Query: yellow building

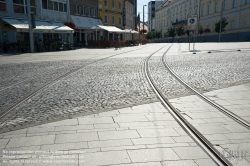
[99,0,125,29]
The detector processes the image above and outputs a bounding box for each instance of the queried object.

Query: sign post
[187,15,197,51]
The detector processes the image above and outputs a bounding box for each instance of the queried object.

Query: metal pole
[198,0,201,42]
[27,0,34,53]
[219,1,223,42]
[143,6,145,36]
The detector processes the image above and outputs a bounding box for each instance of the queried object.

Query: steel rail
[0,44,151,119]
[144,45,232,166]
[162,47,250,129]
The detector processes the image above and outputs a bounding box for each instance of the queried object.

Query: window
[90,8,93,17]
[93,8,97,17]
[42,0,66,12]
[245,0,249,4]
[223,0,226,10]
[0,0,6,11]
[119,1,122,10]
[201,7,203,17]
[105,15,108,24]
[232,0,236,8]
[42,0,47,9]
[207,4,210,15]
[104,0,108,7]
[86,7,90,16]
[59,3,63,12]
[112,0,115,8]
[53,2,58,11]
[48,0,53,10]
[112,16,115,25]
[82,7,86,15]
[13,0,36,14]
[243,18,246,27]
[215,2,218,13]
[75,5,81,15]
[231,20,234,29]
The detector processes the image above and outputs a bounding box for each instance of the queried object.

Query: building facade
[155,0,250,42]
[69,0,102,45]
[148,0,165,32]
[0,0,73,43]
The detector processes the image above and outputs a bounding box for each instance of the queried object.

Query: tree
[215,17,228,33]
[167,27,176,39]
[175,26,184,38]
[146,32,152,40]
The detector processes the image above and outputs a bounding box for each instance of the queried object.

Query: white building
[148,0,165,32]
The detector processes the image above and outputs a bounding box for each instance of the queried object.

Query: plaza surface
[0,43,250,166]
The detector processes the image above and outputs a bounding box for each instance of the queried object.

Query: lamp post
[143,5,147,38]
[27,0,34,53]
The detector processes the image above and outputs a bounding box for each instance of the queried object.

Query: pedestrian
[115,34,120,50]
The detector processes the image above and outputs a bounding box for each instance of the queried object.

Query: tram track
[144,44,235,166]
[0,45,151,119]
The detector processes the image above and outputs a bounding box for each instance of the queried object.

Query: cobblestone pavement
[0,43,250,166]
[0,44,163,132]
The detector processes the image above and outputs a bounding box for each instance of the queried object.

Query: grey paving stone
[224,133,250,140]
[203,134,229,141]
[112,162,162,166]
[172,136,194,143]
[173,147,210,159]
[88,139,133,148]
[195,126,231,134]
[185,112,223,119]
[41,142,88,151]
[79,151,131,166]
[146,143,191,148]
[3,134,26,139]
[6,135,55,148]
[98,130,140,140]
[161,160,198,166]
[55,124,94,131]
[94,123,119,129]
[136,128,180,137]
[127,148,180,162]
[0,139,10,148]
[145,113,175,121]
[113,115,149,123]
[55,132,98,144]
[221,124,250,133]
[194,159,217,166]
[101,145,146,152]
[153,121,180,126]
[78,117,114,124]
[3,129,28,135]
[39,119,78,127]
[118,122,155,128]
[131,137,175,145]
[27,127,55,134]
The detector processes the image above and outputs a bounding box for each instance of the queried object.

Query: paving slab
[161,160,198,166]
[127,148,180,162]
[173,147,210,160]
[79,151,131,166]
[98,130,140,140]
[88,139,133,148]
[55,132,98,144]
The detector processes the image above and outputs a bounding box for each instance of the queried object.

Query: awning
[1,18,74,33]
[71,16,103,29]
[91,25,124,33]
[123,29,139,34]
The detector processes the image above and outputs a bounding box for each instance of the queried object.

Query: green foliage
[175,26,184,37]
[215,17,228,33]
[167,27,176,38]
[145,31,161,39]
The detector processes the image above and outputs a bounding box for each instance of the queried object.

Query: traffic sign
[187,15,197,30]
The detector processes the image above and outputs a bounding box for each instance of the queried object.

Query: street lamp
[143,5,147,36]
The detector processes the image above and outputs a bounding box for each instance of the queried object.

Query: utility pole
[197,0,201,42]
[219,1,224,42]
[27,0,34,53]
[143,5,147,38]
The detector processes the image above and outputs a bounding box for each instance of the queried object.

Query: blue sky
[137,0,151,22]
